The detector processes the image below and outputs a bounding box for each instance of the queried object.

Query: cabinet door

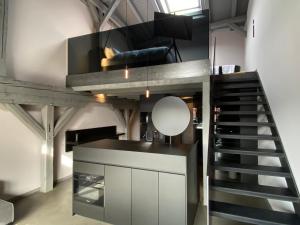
[132,169,159,225]
[159,173,186,225]
[104,166,131,225]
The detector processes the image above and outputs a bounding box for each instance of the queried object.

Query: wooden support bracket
[4,104,45,140]
[54,107,78,137]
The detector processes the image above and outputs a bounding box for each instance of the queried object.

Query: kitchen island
[73,139,198,225]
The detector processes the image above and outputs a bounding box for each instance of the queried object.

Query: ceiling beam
[210,15,246,30]
[151,0,161,12]
[0,77,94,107]
[100,0,121,31]
[88,0,104,9]
[128,0,143,23]
[231,0,237,17]
[81,0,125,29]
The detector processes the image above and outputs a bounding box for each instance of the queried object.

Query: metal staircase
[209,72,300,225]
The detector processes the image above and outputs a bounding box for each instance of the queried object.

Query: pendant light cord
[125,0,128,68]
[146,0,149,89]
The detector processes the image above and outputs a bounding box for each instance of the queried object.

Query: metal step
[211,180,299,202]
[213,162,291,177]
[215,91,264,98]
[213,72,259,83]
[216,111,271,115]
[215,122,275,127]
[218,83,261,89]
[215,134,280,141]
[214,147,285,157]
[215,100,267,106]
[210,201,300,225]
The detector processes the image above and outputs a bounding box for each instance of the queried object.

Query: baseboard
[7,174,72,203]
[9,187,40,203]
[54,175,72,185]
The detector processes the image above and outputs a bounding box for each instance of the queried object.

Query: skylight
[159,0,202,15]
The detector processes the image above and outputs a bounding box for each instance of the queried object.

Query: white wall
[0,0,133,199]
[245,0,300,212]
[210,29,245,70]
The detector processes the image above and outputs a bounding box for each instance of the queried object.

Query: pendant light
[145,0,150,98]
[124,0,129,79]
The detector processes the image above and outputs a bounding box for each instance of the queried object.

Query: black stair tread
[215,134,280,141]
[211,180,299,202]
[215,122,275,127]
[216,111,271,115]
[218,83,261,89]
[215,91,264,97]
[210,201,300,225]
[215,100,267,105]
[214,147,284,157]
[213,72,259,83]
[213,162,291,177]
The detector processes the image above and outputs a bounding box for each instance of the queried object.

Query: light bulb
[95,94,106,103]
[125,66,129,79]
[145,88,150,98]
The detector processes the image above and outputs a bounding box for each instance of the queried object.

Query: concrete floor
[12,179,253,225]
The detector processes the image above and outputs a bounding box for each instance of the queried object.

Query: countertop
[75,139,192,157]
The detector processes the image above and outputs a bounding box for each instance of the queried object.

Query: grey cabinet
[159,173,186,225]
[132,169,159,225]
[105,166,131,225]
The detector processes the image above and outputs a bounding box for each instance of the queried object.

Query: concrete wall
[210,29,245,70]
[245,0,300,212]
[0,0,136,199]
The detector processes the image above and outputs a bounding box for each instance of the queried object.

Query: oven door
[73,161,105,221]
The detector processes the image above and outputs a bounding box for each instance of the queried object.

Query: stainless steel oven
[73,162,105,220]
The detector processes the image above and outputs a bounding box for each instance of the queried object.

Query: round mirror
[152,96,190,136]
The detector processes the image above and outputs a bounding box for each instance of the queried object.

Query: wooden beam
[201,0,210,10]
[54,107,79,137]
[0,0,8,76]
[228,23,247,36]
[41,105,54,193]
[151,0,161,12]
[128,0,143,23]
[0,78,94,107]
[4,104,45,140]
[81,0,125,28]
[87,0,103,9]
[129,108,137,125]
[123,109,130,140]
[210,16,246,30]
[87,0,101,31]
[100,0,121,31]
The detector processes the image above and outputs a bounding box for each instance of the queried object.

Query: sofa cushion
[0,199,14,225]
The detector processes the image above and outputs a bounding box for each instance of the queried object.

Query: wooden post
[41,105,54,193]
[124,109,130,140]
[0,0,8,76]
